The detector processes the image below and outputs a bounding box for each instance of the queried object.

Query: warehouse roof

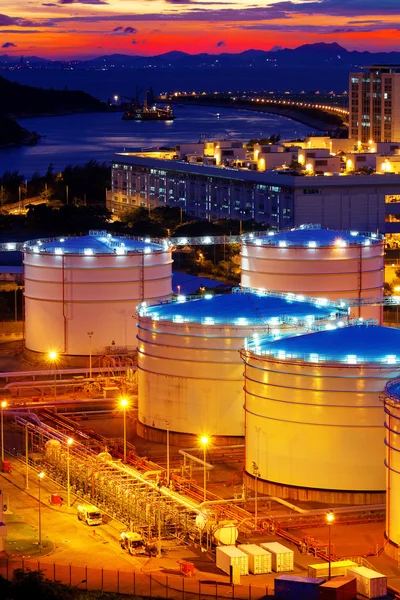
[140,291,338,326]
[247,324,400,365]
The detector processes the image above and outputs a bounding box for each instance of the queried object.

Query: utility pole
[252,461,260,529]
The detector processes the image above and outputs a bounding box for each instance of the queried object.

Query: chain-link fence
[0,559,273,598]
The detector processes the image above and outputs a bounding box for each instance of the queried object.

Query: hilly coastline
[0,75,109,148]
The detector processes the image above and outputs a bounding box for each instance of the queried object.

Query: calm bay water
[0,105,311,177]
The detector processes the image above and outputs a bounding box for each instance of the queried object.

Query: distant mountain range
[1,43,400,70]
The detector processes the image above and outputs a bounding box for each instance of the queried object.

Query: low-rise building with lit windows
[107,143,400,233]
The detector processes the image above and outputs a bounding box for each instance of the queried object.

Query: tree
[288,160,303,171]
[9,568,75,600]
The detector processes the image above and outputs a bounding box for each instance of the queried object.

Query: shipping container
[238,544,272,574]
[216,546,249,576]
[260,542,294,572]
[318,576,357,600]
[347,566,387,599]
[308,561,358,578]
[275,575,325,600]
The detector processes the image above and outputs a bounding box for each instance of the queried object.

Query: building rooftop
[138,290,340,326]
[114,153,400,188]
[23,231,166,255]
[246,226,383,248]
[246,324,400,365]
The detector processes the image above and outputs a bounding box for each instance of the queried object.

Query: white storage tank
[24,231,172,355]
[383,378,400,560]
[241,324,400,504]
[137,289,342,443]
[241,226,384,323]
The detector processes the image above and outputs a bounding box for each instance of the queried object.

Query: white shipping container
[216,546,249,576]
[238,544,272,574]
[347,567,387,599]
[260,542,294,572]
[308,560,358,578]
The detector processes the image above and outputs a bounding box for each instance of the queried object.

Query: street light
[87,331,94,379]
[67,438,73,509]
[165,421,170,484]
[120,398,129,462]
[200,435,209,502]
[326,510,335,580]
[252,461,260,529]
[48,351,58,399]
[1,400,7,463]
[38,471,45,549]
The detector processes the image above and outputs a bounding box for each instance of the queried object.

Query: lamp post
[166,421,170,483]
[200,435,209,502]
[120,398,129,462]
[252,461,260,529]
[67,438,73,509]
[48,351,58,399]
[326,510,335,580]
[87,331,94,379]
[25,424,29,489]
[38,471,45,549]
[1,400,7,463]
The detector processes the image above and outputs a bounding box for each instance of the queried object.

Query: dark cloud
[0,13,54,27]
[0,29,42,33]
[272,0,400,17]
[348,20,383,24]
[111,25,138,35]
[238,21,400,34]
[58,0,108,4]
[131,39,137,44]
[42,3,60,5]
[48,7,291,24]
[216,40,226,47]
[2,41,16,48]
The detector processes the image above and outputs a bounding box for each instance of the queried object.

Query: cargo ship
[122,103,175,121]
[122,88,175,121]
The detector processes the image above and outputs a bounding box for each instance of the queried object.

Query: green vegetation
[245,134,281,151]
[0,161,110,207]
[0,75,107,118]
[0,163,271,284]
[0,75,110,147]
[0,117,40,147]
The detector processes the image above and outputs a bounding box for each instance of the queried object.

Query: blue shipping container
[275,575,326,600]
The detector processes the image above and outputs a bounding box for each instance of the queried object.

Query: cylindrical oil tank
[383,379,400,559]
[241,227,384,323]
[241,324,400,505]
[24,231,172,355]
[137,289,344,444]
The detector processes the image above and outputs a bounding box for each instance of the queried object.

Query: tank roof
[247,324,400,365]
[246,226,382,248]
[24,231,165,255]
[139,290,339,326]
[385,378,400,402]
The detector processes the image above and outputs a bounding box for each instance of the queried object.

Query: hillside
[0,117,40,148]
[0,75,107,117]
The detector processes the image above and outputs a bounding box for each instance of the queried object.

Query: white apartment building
[349,65,400,143]
[108,151,400,234]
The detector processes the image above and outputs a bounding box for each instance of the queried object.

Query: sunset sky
[1,0,400,58]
